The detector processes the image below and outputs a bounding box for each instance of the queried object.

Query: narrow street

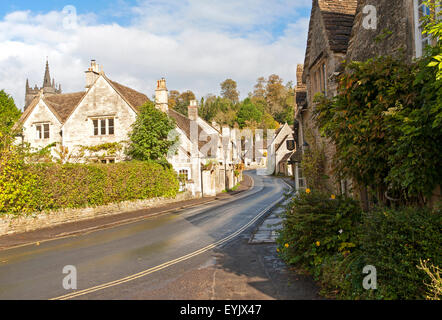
[0,172,320,300]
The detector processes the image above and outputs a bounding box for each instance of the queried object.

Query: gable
[21,97,62,128]
[65,76,137,123]
[304,0,357,73]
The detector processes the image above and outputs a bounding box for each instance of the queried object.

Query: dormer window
[36,123,50,139]
[93,117,115,136]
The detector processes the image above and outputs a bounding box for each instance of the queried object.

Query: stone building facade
[346,0,435,62]
[301,0,358,193]
[298,0,439,196]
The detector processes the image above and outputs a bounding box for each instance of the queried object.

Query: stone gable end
[22,99,63,150]
[62,76,138,154]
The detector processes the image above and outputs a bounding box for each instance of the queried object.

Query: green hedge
[0,160,179,215]
[277,190,442,300]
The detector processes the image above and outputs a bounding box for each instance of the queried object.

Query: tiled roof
[304,0,357,71]
[44,92,86,123]
[108,79,149,111]
[18,76,150,126]
[318,0,357,15]
[167,109,208,150]
[319,0,357,53]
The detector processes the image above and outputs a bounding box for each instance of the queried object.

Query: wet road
[0,171,291,300]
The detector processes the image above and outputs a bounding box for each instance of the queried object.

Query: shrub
[357,206,442,299]
[278,190,441,300]
[0,160,179,215]
[0,146,44,215]
[277,189,362,277]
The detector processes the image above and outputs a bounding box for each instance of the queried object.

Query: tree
[220,79,239,103]
[252,77,266,98]
[0,90,21,136]
[265,74,287,115]
[127,101,178,164]
[236,98,263,129]
[173,90,196,116]
[261,112,279,130]
[200,94,218,122]
[168,90,180,109]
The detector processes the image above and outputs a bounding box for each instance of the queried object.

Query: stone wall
[0,192,195,237]
[347,0,416,62]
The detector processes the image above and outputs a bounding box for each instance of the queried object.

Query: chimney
[188,100,198,121]
[155,78,169,112]
[85,59,101,89]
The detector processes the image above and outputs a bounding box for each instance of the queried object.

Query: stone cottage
[300,0,358,193]
[16,60,241,197]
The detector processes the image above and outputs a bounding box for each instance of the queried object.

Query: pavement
[0,171,321,300]
[249,177,294,244]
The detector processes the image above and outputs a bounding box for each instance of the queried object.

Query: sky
[0,0,312,110]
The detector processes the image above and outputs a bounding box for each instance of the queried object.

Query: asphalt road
[0,171,319,300]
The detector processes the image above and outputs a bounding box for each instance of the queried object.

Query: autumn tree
[168,90,180,109]
[173,90,196,116]
[220,79,239,104]
[253,77,266,98]
[265,74,287,115]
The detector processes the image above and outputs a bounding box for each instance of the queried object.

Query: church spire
[43,59,51,88]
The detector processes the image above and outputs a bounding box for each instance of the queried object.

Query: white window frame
[414,0,432,58]
[35,123,50,140]
[92,117,115,136]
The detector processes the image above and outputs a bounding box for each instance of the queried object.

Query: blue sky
[0,0,312,109]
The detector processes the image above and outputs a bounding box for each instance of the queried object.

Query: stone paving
[249,177,295,244]
[249,198,290,244]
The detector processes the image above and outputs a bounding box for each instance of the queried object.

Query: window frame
[92,117,115,136]
[35,123,50,140]
[414,0,432,58]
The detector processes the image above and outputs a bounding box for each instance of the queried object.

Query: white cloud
[0,1,310,110]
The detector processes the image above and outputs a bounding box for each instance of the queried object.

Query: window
[35,123,50,139]
[99,158,115,164]
[414,0,432,57]
[179,169,189,181]
[311,62,327,97]
[108,118,114,135]
[93,120,99,136]
[93,118,115,136]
